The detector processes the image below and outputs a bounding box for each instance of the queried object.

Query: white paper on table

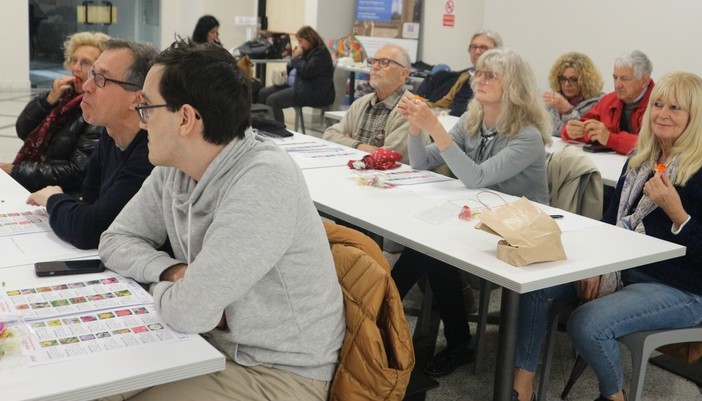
[0,232,98,269]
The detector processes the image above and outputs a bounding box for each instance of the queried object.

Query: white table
[1,172,226,401]
[264,132,368,169]
[548,138,626,187]
[0,265,226,401]
[0,171,98,269]
[301,165,685,401]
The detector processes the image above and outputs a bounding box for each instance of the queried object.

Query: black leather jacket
[13,92,102,194]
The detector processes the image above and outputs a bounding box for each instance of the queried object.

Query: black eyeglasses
[88,68,141,90]
[135,103,174,124]
[557,75,579,84]
[366,57,406,69]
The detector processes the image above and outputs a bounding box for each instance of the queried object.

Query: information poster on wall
[353,0,422,62]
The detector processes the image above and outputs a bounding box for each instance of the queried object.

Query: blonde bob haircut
[62,31,111,70]
[629,71,702,186]
[466,48,551,145]
[547,52,604,100]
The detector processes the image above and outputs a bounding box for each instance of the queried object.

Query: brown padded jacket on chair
[324,221,415,401]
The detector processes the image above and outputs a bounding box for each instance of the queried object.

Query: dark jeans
[391,247,471,347]
[257,85,294,123]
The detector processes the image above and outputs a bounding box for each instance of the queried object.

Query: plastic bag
[328,34,366,63]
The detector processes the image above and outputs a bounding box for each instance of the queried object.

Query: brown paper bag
[657,342,702,364]
[475,197,567,266]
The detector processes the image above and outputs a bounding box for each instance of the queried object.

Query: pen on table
[550,214,564,219]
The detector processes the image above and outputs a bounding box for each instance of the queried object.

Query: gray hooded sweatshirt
[99,128,345,381]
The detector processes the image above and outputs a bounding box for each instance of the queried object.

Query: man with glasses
[323,44,428,163]
[563,50,654,154]
[426,29,502,117]
[26,39,158,250]
[98,38,344,401]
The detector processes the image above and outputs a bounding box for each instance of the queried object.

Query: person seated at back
[97,38,344,401]
[257,26,334,123]
[543,52,604,137]
[2,31,109,194]
[26,39,158,250]
[192,15,221,45]
[393,48,551,377]
[563,50,654,154]
[323,44,429,163]
[426,29,502,117]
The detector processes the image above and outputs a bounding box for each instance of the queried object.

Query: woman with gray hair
[2,31,109,194]
[391,48,551,377]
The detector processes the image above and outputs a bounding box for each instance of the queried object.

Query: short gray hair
[614,50,652,80]
[379,44,411,69]
[103,39,158,90]
[471,29,503,48]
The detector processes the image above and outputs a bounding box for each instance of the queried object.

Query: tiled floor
[2,85,701,401]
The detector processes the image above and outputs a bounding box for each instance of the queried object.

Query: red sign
[443,14,454,27]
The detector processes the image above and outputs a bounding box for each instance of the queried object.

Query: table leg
[348,71,355,104]
[256,63,268,86]
[493,287,520,401]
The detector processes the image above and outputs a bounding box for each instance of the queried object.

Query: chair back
[324,221,415,401]
[546,145,603,220]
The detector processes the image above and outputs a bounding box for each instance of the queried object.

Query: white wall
[4,0,702,92]
[161,0,257,51]
[305,0,355,44]
[420,0,484,71]
[1,3,30,91]
[484,0,702,91]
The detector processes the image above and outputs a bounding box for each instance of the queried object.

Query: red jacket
[561,81,655,154]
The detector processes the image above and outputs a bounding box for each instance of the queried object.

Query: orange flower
[655,164,667,173]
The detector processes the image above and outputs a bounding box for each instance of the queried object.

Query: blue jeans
[568,277,702,396]
[515,282,580,372]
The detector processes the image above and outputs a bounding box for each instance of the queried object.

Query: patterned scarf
[616,154,679,233]
[14,93,84,164]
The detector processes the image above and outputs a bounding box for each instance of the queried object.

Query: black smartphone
[35,259,106,277]
[583,143,614,153]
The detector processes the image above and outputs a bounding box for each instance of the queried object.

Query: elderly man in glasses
[425,29,502,117]
[563,50,654,154]
[26,39,157,250]
[323,44,429,163]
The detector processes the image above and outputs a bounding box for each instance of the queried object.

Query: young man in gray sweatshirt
[98,38,344,401]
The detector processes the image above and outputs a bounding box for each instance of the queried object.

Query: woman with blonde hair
[2,31,109,194]
[542,52,604,136]
[391,48,551,377]
[514,71,702,401]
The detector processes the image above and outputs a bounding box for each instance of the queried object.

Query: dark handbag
[236,38,275,59]
[251,117,293,137]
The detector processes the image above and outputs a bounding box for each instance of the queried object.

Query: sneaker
[423,343,474,377]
